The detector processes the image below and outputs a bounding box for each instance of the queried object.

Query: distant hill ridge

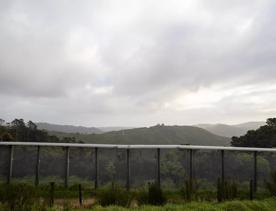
[36,122,134,134]
[37,121,265,138]
[196,121,265,137]
[36,122,102,134]
[49,125,230,146]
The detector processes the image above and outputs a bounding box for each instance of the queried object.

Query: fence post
[35,146,40,186]
[50,182,55,207]
[157,148,161,187]
[253,151,257,192]
[79,184,82,206]
[7,145,14,184]
[94,147,98,189]
[249,179,254,200]
[221,150,225,184]
[126,148,130,191]
[221,150,225,200]
[217,178,222,202]
[65,147,70,188]
[189,149,193,181]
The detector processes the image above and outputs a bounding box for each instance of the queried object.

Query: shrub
[180,179,199,201]
[0,183,38,211]
[136,189,149,205]
[217,179,238,201]
[265,171,276,196]
[147,183,166,205]
[130,183,167,206]
[96,183,132,207]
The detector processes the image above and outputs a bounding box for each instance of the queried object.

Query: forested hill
[36,122,102,134]
[50,125,230,146]
[196,122,265,137]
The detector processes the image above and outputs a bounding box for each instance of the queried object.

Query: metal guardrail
[1,142,275,192]
[1,142,276,151]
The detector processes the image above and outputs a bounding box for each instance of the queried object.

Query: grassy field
[12,198,275,211]
[0,181,275,211]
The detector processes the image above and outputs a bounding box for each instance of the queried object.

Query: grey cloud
[0,0,276,126]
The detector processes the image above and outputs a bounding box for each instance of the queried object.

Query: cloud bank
[1,0,276,126]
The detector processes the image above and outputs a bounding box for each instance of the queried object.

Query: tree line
[0,118,80,143]
[231,118,276,148]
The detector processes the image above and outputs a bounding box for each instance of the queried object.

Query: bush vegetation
[0,183,38,211]
[265,171,276,196]
[96,183,132,207]
[0,175,275,211]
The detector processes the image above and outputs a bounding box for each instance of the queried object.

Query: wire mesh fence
[0,142,275,195]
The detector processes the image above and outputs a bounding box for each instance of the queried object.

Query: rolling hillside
[196,121,265,137]
[49,125,230,146]
[37,121,265,139]
[36,122,102,134]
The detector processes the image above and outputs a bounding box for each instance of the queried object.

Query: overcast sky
[0,0,276,127]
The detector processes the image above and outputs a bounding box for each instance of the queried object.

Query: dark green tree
[0,118,5,126]
[1,132,14,142]
[11,119,26,142]
[27,121,37,130]
[231,118,276,147]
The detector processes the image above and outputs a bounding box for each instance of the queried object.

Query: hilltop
[49,124,230,146]
[36,122,102,134]
[196,121,265,137]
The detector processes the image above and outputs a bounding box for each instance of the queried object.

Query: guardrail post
[217,177,222,202]
[50,182,55,207]
[189,149,193,181]
[253,151,257,192]
[157,148,161,187]
[126,148,130,191]
[79,184,83,206]
[94,147,98,189]
[65,147,70,188]
[249,179,254,200]
[35,146,40,186]
[221,150,224,183]
[221,150,225,199]
[7,145,14,184]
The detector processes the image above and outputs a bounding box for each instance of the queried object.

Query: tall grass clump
[136,182,166,205]
[0,183,39,211]
[180,179,199,201]
[265,171,276,196]
[217,179,238,202]
[96,183,133,207]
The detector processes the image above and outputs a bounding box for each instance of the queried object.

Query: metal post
[189,149,193,181]
[253,151,257,192]
[249,179,253,200]
[7,145,14,184]
[217,178,222,202]
[126,148,130,191]
[79,184,83,206]
[50,182,55,207]
[65,147,70,188]
[35,146,40,186]
[221,150,225,184]
[94,147,98,189]
[157,148,161,187]
[221,150,225,200]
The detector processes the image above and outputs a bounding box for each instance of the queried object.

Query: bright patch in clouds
[165,89,223,110]
[166,83,276,112]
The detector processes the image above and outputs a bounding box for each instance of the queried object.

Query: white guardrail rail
[0,141,276,152]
